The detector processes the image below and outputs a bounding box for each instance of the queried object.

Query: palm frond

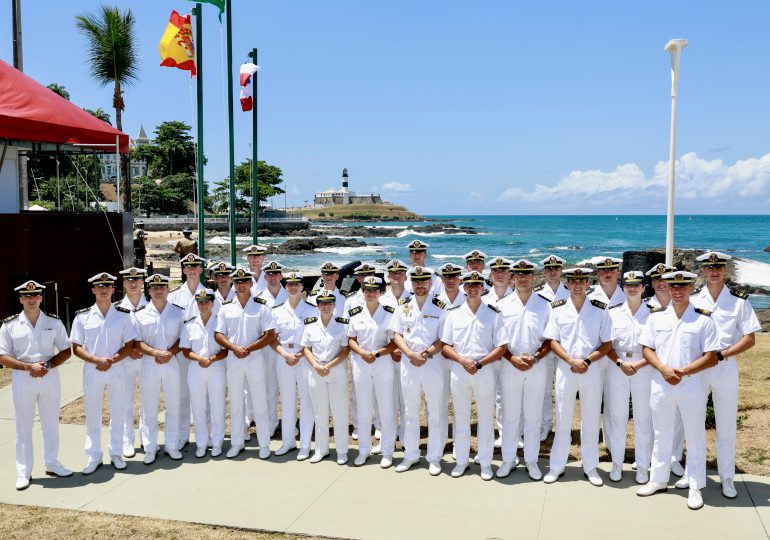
[75,5,139,88]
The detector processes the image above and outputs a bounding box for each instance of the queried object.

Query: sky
[2,0,770,215]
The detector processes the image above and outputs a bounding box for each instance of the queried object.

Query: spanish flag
[159,11,196,76]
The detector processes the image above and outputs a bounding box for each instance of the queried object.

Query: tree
[47,83,70,100]
[153,121,196,177]
[84,107,112,125]
[133,175,190,217]
[211,178,248,214]
[76,5,139,210]
[233,159,285,212]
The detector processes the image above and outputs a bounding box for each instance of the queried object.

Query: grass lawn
[297,203,421,221]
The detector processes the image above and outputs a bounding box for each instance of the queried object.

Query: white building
[313,169,382,207]
[100,125,151,181]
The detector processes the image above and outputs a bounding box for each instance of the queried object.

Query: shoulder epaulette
[254,297,267,304]
[335,316,349,324]
[272,302,285,309]
[303,317,317,325]
[650,306,666,313]
[694,308,712,316]
[534,284,545,292]
[44,312,60,319]
[171,303,185,310]
[536,293,550,303]
[432,297,446,309]
[590,299,607,310]
[112,300,120,306]
[184,316,197,324]
[383,305,395,313]
[134,305,146,312]
[307,290,319,297]
[486,303,500,313]
[114,305,131,314]
[342,290,355,298]
[550,299,567,309]
[587,286,595,294]
[75,307,90,315]
[398,297,411,305]
[480,289,490,296]
[608,303,623,310]
[692,286,703,295]
[729,288,749,300]
[2,314,19,324]
[447,305,461,311]
[170,285,181,293]
[641,295,652,302]
[348,306,363,317]
[304,300,316,308]
[222,299,233,305]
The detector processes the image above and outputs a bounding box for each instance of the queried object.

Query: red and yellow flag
[159,11,196,76]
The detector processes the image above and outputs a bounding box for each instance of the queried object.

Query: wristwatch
[533,352,541,363]
[426,352,433,360]
[616,360,622,367]
[716,351,725,361]
[474,360,483,370]
[375,351,381,358]
[584,359,592,366]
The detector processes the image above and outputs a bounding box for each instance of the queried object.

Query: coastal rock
[270,236,372,255]
[765,246,770,252]
[307,223,478,238]
[758,309,770,332]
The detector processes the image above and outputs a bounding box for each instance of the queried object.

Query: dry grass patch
[0,367,12,389]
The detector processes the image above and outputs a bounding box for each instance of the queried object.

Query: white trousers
[188,362,226,449]
[176,353,191,446]
[352,356,396,456]
[650,374,707,489]
[500,359,547,464]
[275,350,314,450]
[394,360,406,442]
[451,362,496,467]
[83,362,125,462]
[139,357,181,453]
[12,369,61,478]
[605,357,653,469]
[400,355,446,462]
[227,354,271,449]
[308,362,349,454]
[550,359,604,472]
[266,349,279,428]
[701,358,739,480]
[122,358,143,450]
[541,353,557,436]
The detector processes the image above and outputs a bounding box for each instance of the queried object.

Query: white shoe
[675,476,690,490]
[45,463,73,477]
[226,445,244,459]
[309,451,329,464]
[143,451,157,465]
[195,447,207,458]
[670,459,685,477]
[165,448,182,461]
[381,455,393,469]
[543,469,563,484]
[451,463,468,478]
[15,476,30,490]
[122,446,136,459]
[336,453,348,465]
[259,447,271,460]
[354,453,368,466]
[688,488,704,510]
[637,482,668,497]
[82,460,102,475]
[211,446,222,458]
[496,461,515,478]
[635,469,649,485]
[494,436,502,449]
[374,429,382,440]
[395,458,418,473]
[609,463,622,482]
[351,430,359,441]
[371,444,382,455]
[275,444,296,457]
[631,461,638,471]
[473,454,480,465]
[517,439,524,449]
[585,468,603,487]
[480,465,493,481]
[296,448,311,461]
[722,477,737,499]
[526,462,542,481]
[110,456,127,470]
[428,461,442,476]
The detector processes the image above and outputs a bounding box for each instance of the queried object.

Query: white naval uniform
[433,291,466,446]
[347,304,397,457]
[481,286,511,437]
[534,282,570,437]
[639,303,719,489]
[544,297,612,473]
[301,316,350,455]
[258,287,289,431]
[692,286,761,481]
[116,295,148,453]
[441,302,507,468]
[69,304,137,463]
[342,289,370,434]
[381,289,411,442]
[180,313,226,451]
[168,282,207,447]
[213,288,236,315]
[497,290,551,465]
[405,272,444,298]
[0,312,69,479]
[272,300,318,451]
[216,296,276,450]
[389,296,447,463]
[306,287,346,317]
[134,302,185,453]
[607,301,654,470]
[250,272,268,298]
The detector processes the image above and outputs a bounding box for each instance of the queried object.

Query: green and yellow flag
[187,0,225,19]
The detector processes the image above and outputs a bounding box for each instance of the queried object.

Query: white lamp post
[664,38,687,266]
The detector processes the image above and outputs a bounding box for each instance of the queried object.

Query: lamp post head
[665,39,688,53]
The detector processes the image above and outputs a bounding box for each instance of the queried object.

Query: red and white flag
[239,62,260,111]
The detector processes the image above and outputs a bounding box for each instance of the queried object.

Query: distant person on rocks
[133,221,147,268]
[173,228,198,259]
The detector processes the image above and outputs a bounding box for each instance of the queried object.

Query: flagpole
[194,4,206,258]
[225,0,237,266]
[248,47,259,245]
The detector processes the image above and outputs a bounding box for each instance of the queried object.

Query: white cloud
[469,190,487,202]
[497,152,770,210]
[374,182,415,192]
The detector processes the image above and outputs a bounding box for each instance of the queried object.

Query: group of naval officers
[0,238,761,511]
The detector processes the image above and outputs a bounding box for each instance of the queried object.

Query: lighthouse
[341,168,350,204]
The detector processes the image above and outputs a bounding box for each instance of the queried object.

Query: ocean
[206,214,770,309]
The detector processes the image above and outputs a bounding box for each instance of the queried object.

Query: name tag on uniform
[423,315,439,319]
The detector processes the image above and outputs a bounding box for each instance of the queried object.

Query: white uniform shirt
[645,294,670,309]
[343,289,365,315]
[273,300,319,353]
[0,312,69,364]
[180,314,224,370]
[589,284,626,306]
[543,298,612,359]
[306,287,346,317]
[168,282,207,318]
[69,304,138,356]
[117,295,148,311]
[388,296,447,350]
[498,291,551,356]
[214,288,236,315]
[482,287,512,308]
[250,272,268,297]
[215,297,276,350]
[381,289,410,310]
[435,290,467,309]
[300,317,349,365]
[133,302,185,353]
[440,302,507,360]
[638,303,720,368]
[534,282,570,303]
[258,286,288,308]
[405,273,444,298]
[608,302,651,355]
[691,286,761,350]
[347,304,395,353]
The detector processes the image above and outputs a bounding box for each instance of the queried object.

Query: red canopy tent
[0,58,129,151]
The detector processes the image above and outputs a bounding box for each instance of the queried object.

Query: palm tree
[75,5,139,210]
[47,83,70,100]
[84,107,112,125]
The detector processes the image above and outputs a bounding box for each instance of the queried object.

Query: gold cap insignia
[237,269,245,277]
[709,253,719,262]
[129,268,137,276]
[604,258,613,266]
[26,282,35,291]
[101,273,109,281]
[657,264,666,273]
[675,273,683,280]
[152,275,161,283]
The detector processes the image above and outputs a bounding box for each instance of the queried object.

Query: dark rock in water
[758,309,770,332]
[765,246,770,252]
[307,222,478,238]
[726,280,770,296]
[270,236,372,255]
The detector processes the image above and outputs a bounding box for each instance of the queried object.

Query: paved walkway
[0,363,769,539]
